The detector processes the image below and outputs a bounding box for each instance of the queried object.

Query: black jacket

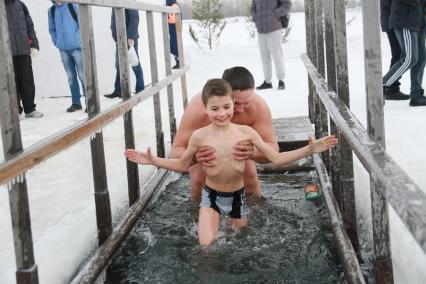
[388,0,426,31]
[380,0,391,32]
[110,9,139,42]
[5,0,39,56]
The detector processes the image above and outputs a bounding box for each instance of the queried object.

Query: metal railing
[0,0,188,283]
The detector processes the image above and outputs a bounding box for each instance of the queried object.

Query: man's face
[232,88,255,115]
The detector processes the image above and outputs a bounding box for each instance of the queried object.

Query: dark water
[102,172,343,283]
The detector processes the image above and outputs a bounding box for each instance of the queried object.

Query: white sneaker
[25,110,43,118]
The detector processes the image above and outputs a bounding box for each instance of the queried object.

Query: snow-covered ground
[0,2,425,283]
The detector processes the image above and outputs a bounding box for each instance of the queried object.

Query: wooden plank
[324,0,341,208]
[115,8,140,206]
[71,0,179,13]
[304,0,315,122]
[146,11,165,158]
[70,169,171,284]
[79,4,112,245]
[313,154,365,284]
[334,1,359,254]
[0,1,38,283]
[176,13,188,109]
[162,13,177,142]
[0,67,188,187]
[361,0,393,282]
[302,53,426,255]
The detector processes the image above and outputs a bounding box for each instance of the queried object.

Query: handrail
[0,67,188,187]
[71,0,179,13]
[313,153,365,284]
[302,53,426,254]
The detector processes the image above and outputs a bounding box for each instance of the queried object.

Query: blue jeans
[383,25,426,98]
[114,40,145,94]
[60,48,86,105]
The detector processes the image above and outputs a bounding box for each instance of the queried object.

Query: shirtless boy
[171,66,278,197]
[125,79,338,245]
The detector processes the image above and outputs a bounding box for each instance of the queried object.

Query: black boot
[409,96,426,106]
[104,91,121,99]
[384,89,410,100]
[278,80,285,90]
[67,104,82,112]
[256,81,272,90]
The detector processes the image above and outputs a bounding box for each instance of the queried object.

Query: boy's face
[205,94,234,126]
[232,88,255,115]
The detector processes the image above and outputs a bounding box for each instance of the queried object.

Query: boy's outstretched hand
[308,135,338,153]
[124,148,154,165]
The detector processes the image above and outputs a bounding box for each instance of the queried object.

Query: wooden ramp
[258,116,314,173]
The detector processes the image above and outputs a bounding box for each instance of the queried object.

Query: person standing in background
[382,0,426,106]
[105,9,145,99]
[48,0,86,112]
[250,0,291,91]
[166,0,180,69]
[5,0,43,118]
[380,0,410,100]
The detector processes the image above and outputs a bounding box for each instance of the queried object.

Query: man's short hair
[201,79,233,105]
[222,66,255,91]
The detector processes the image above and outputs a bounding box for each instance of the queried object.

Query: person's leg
[267,29,285,81]
[72,48,86,99]
[169,24,179,66]
[258,32,272,84]
[385,29,402,93]
[198,207,220,245]
[60,49,81,105]
[383,28,418,88]
[410,25,426,98]
[12,56,24,114]
[18,56,37,114]
[132,40,145,93]
[189,164,207,200]
[114,43,121,93]
[242,160,260,195]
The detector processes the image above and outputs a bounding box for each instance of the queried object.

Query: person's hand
[124,148,154,165]
[30,48,38,58]
[195,146,216,167]
[128,39,135,46]
[233,140,254,161]
[308,135,338,153]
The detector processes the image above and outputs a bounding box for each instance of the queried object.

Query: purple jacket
[251,0,292,34]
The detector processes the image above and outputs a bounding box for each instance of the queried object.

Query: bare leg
[228,218,248,228]
[243,160,260,195]
[198,207,220,246]
[189,164,206,200]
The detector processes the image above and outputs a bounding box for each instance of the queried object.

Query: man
[48,0,86,112]
[380,0,410,100]
[251,0,291,91]
[105,9,145,99]
[170,67,278,197]
[382,0,426,106]
[5,0,43,118]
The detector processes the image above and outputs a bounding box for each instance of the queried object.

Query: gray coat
[250,0,292,34]
[5,0,39,57]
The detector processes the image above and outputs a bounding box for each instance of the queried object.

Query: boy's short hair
[221,66,255,91]
[201,79,233,105]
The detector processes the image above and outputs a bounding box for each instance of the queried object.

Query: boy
[125,79,337,245]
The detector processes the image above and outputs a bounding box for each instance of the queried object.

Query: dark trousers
[385,29,402,93]
[13,55,36,114]
[114,40,145,94]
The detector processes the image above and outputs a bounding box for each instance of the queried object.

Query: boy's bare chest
[203,133,244,156]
